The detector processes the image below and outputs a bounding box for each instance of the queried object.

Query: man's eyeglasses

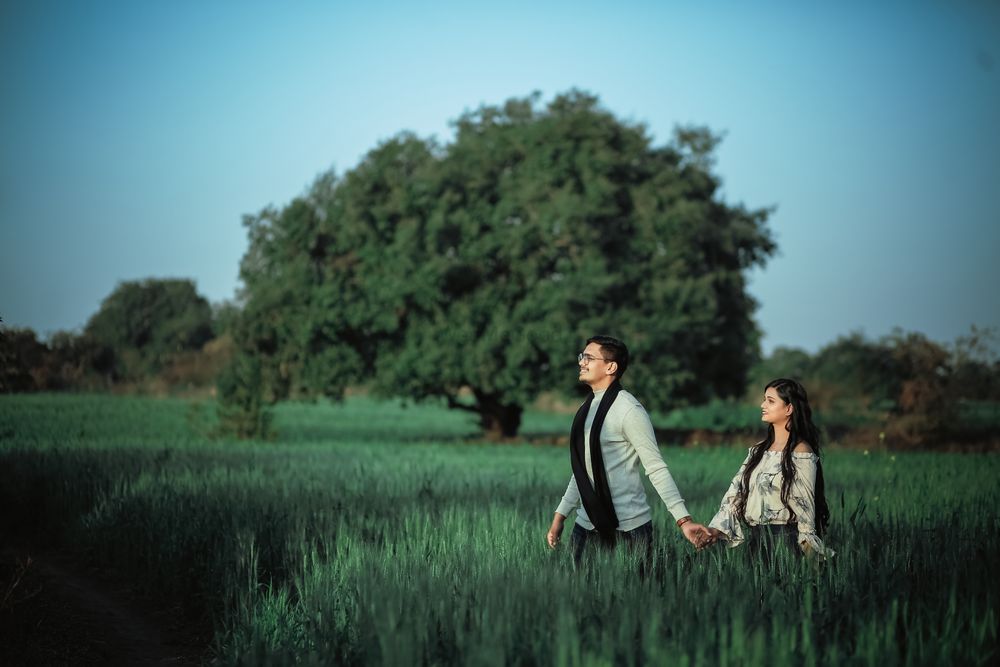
[578,353,610,364]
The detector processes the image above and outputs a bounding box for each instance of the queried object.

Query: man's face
[578,342,615,386]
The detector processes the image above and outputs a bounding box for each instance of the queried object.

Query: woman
[706,378,834,560]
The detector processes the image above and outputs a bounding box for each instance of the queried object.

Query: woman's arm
[707,449,753,546]
[790,450,835,559]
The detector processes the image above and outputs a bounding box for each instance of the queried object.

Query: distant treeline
[0,278,235,395]
[749,328,998,448]
[2,276,997,449]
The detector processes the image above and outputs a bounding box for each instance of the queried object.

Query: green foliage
[84,278,213,381]
[0,325,46,392]
[0,324,112,392]
[211,300,243,339]
[749,327,1000,448]
[657,399,762,433]
[237,91,775,436]
[215,354,274,440]
[951,326,1000,401]
[1,280,227,394]
[1,394,998,665]
[44,330,115,390]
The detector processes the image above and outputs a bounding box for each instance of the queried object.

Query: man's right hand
[680,520,712,548]
[547,513,566,549]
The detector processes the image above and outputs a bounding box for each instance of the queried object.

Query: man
[546,335,710,564]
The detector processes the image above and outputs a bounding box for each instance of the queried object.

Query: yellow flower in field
[864,450,869,456]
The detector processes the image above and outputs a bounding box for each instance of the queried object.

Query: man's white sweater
[556,387,689,531]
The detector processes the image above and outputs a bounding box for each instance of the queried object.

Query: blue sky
[2,0,998,353]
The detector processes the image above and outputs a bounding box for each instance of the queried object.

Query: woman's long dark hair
[734,378,830,536]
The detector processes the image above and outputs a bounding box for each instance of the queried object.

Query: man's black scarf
[570,380,623,545]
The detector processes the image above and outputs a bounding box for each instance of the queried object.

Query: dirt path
[1,542,209,666]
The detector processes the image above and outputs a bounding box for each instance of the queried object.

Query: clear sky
[2,0,998,354]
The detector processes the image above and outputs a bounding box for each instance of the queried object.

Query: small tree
[85,278,214,382]
[214,353,273,440]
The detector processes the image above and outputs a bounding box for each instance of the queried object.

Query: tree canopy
[235,91,776,436]
[85,278,214,381]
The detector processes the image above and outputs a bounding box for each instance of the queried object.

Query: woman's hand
[800,539,815,558]
[698,527,727,549]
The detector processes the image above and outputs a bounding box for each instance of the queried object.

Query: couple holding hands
[546,335,834,565]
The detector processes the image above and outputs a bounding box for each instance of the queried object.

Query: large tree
[236,91,775,437]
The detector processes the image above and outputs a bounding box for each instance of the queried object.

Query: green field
[1,394,997,665]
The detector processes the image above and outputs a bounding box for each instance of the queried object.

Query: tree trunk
[474,391,523,440]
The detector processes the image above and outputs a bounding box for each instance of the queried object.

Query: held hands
[678,517,729,549]
[678,518,713,548]
[548,513,725,550]
[699,527,728,549]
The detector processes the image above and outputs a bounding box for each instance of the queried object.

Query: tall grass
[1,394,996,665]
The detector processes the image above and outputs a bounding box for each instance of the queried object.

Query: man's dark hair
[586,335,629,378]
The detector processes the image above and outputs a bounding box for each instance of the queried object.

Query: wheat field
[1,394,996,665]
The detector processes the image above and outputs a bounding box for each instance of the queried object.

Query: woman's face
[760,386,792,425]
